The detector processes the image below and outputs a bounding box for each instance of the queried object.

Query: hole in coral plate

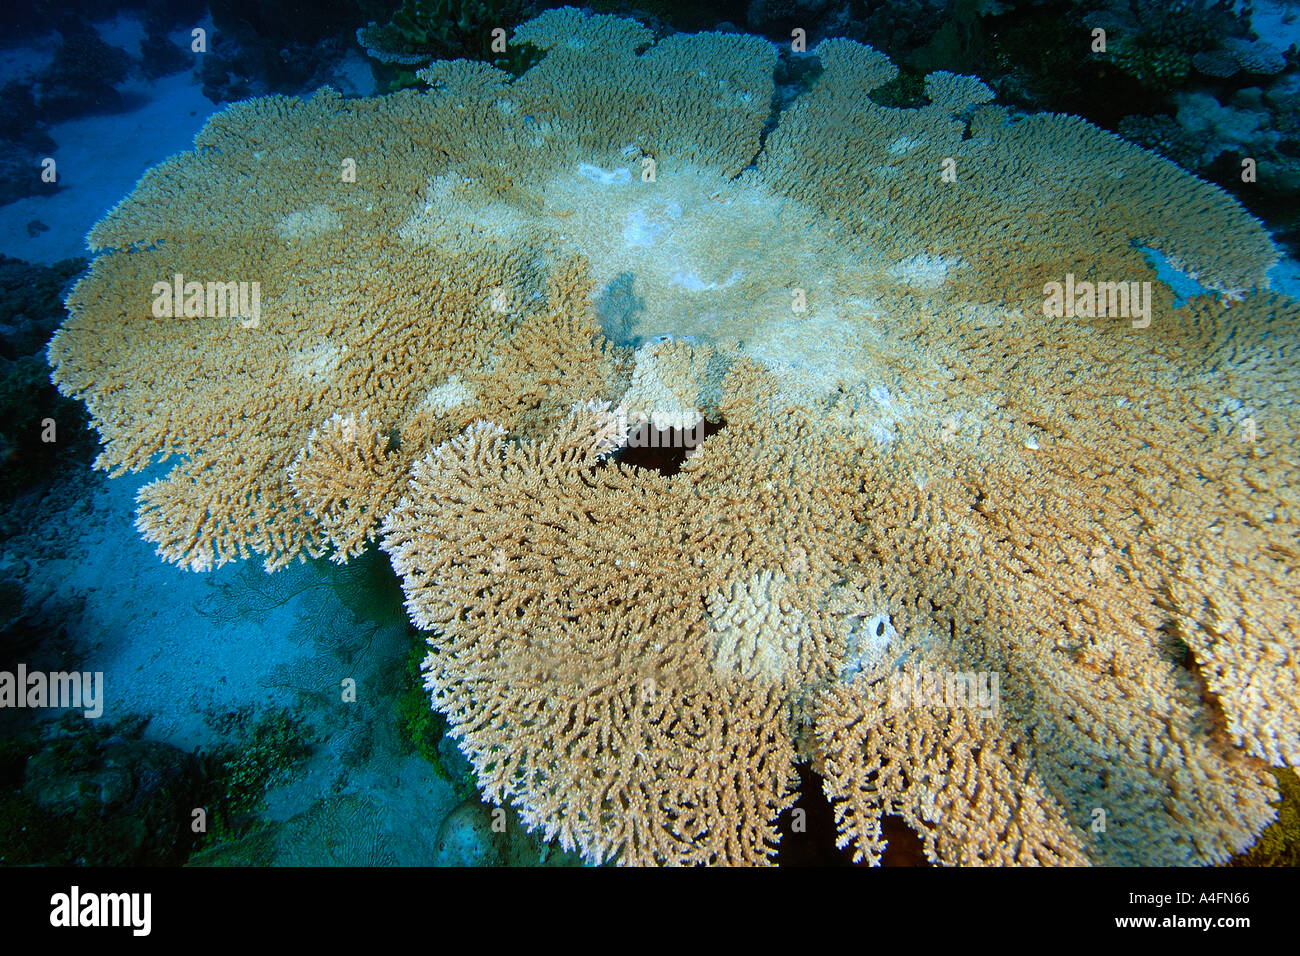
[613,418,726,477]
[776,763,931,866]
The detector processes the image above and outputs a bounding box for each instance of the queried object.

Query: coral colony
[46,7,1299,865]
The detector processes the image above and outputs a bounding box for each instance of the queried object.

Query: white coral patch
[621,340,706,433]
[419,376,473,415]
[888,253,964,288]
[624,209,664,247]
[709,570,805,683]
[397,174,525,243]
[276,204,341,241]
[578,164,631,184]
[290,343,342,381]
[537,161,884,394]
[869,422,896,446]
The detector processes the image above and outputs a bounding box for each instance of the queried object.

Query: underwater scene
[0,0,1298,887]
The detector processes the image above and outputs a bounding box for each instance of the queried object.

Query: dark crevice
[731,50,823,179]
[611,418,725,477]
[1160,617,1231,735]
[776,763,931,866]
[868,70,928,109]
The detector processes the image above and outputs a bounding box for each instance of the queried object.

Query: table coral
[49,7,1298,865]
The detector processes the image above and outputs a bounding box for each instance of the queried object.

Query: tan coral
[288,410,406,563]
[48,7,1299,865]
[815,669,1091,866]
[709,570,806,685]
[620,338,716,432]
[380,398,827,864]
[51,232,620,570]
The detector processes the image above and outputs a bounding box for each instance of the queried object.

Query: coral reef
[200,0,364,102]
[775,2,1300,242]
[2,715,203,866]
[203,706,313,822]
[356,0,542,91]
[50,8,1299,865]
[36,28,134,119]
[0,81,59,208]
[189,794,399,865]
[139,22,194,81]
[1123,86,1300,201]
[0,256,93,498]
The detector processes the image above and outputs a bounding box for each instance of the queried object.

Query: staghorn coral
[50,8,1299,865]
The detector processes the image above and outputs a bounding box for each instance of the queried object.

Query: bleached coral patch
[397,174,526,243]
[620,339,709,432]
[709,570,806,684]
[670,269,742,291]
[624,209,666,248]
[418,376,473,415]
[745,303,873,403]
[578,164,631,184]
[869,422,896,446]
[888,253,964,289]
[290,343,343,382]
[276,204,341,241]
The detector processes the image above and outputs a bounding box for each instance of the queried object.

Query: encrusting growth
[48,7,1298,864]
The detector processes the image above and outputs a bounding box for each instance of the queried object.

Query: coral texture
[49,8,1298,865]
